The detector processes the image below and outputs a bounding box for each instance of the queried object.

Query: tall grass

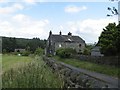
[2,56,64,88]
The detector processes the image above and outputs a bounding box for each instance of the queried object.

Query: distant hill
[1,36,47,53]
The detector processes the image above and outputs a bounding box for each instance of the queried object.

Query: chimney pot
[68,32,72,36]
[59,31,62,35]
[49,30,52,36]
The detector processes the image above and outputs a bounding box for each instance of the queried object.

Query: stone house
[46,31,86,55]
[14,49,25,53]
[91,46,104,56]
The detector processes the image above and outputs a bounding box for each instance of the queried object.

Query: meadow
[2,54,32,72]
[2,54,64,88]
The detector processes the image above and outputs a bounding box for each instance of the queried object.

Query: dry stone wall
[43,56,118,88]
[72,55,119,68]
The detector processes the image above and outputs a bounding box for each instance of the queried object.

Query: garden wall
[72,55,119,67]
[43,56,119,88]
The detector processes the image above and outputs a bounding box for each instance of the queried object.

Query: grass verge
[54,56,120,78]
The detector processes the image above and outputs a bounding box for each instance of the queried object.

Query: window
[59,44,61,47]
[68,38,71,41]
[79,44,81,47]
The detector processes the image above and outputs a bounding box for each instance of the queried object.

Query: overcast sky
[0,0,118,43]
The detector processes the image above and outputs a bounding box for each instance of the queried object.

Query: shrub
[21,51,31,56]
[47,54,52,57]
[34,48,43,56]
[3,49,7,54]
[83,48,90,55]
[56,48,76,58]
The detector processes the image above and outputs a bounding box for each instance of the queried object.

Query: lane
[59,61,120,88]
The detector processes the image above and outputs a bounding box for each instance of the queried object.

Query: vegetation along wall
[43,56,118,88]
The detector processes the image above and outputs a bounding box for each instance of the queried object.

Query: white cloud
[65,17,117,43]
[65,5,87,13]
[0,0,7,3]
[0,14,50,39]
[0,3,24,14]
[23,0,37,4]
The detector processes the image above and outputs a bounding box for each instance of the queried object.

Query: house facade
[46,31,86,55]
[14,49,25,53]
[91,46,104,56]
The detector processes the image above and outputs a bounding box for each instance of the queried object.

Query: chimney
[68,32,72,36]
[59,31,62,35]
[49,30,52,36]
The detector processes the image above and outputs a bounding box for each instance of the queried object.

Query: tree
[107,7,118,16]
[98,23,120,56]
[107,0,119,17]
[115,23,120,55]
[2,37,47,53]
[2,37,17,52]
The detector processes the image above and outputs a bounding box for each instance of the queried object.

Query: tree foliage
[2,37,47,53]
[98,23,120,56]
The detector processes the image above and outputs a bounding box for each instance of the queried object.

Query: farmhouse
[46,31,85,55]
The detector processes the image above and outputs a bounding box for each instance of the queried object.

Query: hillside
[2,36,47,53]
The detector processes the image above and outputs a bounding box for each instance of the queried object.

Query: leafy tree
[115,23,120,55]
[98,23,120,56]
[2,37,17,52]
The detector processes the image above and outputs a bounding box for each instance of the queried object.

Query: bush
[34,48,43,56]
[56,48,76,58]
[47,54,52,57]
[3,49,7,54]
[21,51,31,56]
[83,48,90,55]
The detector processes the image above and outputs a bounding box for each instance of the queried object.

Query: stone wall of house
[55,42,85,53]
[72,55,119,67]
[43,56,118,88]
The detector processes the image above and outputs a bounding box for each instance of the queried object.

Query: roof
[91,46,101,52]
[49,34,85,43]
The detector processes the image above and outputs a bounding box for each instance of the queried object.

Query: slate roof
[91,46,101,52]
[50,34,85,43]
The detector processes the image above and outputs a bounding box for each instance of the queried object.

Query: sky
[0,0,119,43]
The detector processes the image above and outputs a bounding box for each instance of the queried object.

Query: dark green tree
[2,37,17,52]
[98,23,120,56]
[115,23,120,55]
[2,37,47,53]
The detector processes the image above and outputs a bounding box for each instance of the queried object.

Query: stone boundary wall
[72,55,119,67]
[43,56,118,88]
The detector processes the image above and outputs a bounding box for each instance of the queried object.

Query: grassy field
[54,56,120,78]
[2,54,33,72]
[2,54,64,88]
